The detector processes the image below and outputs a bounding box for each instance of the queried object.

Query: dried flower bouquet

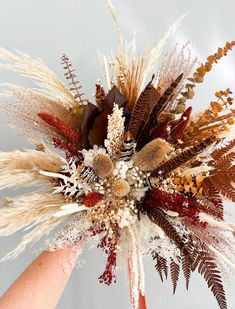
[0,2,235,309]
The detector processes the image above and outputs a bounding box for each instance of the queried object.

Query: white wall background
[0,0,235,308]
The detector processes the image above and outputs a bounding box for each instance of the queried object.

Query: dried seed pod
[92,153,113,178]
[111,179,130,197]
[134,138,173,172]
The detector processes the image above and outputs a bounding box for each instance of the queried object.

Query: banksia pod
[111,179,130,197]
[134,138,173,172]
[92,153,114,178]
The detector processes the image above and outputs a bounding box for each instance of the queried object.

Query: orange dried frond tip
[207,55,215,63]
[205,63,212,72]
[184,184,190,192]
[191,187,198,195]
[210,101,223,112]
[185,173,191,181]
[196,175,204,186]
[225,42,232,50]
[196,66,207,76]
[176,185,183,192]
[198,187,203,195]
[174,177,181,184]
[215,91,222,98]
[217,47,224,56]
[227,118,235,125]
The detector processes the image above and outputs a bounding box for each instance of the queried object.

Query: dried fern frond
[152,252,168,282]
[202,140,235,202]
[61,54,85,105]
[145,207,191,260]
[0,48,77,107]
[170,257,181,294]
[191,239,227,309]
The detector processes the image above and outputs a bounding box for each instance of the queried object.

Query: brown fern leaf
[194,242,227,309]
[204,140,235,203]
[152,252,168,282]
[128,75,158,139]
[146,207,191,260]
[61,54,85,105]
[151,137,214,177]
[200,180,224,219]
[211,139,235,160]
[181,253,191,290]
[216,152,235,169]
[137,73,183,147]
[211,175,235,202]
[170,258,181,294]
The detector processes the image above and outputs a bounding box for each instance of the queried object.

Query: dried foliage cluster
[0,4,235,309]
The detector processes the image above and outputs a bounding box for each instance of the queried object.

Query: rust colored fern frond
[152,252,168,282]
[170,258,181,294]
[203,141,235,203]
[192,241,227,309]
[151,137,214,177]
[146,207,191,260]
[197,183,224,220]
[211,139,235,161]
[61,54,85,105]
[181,253,191,290]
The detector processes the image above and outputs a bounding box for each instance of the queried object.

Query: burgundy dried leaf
[80,85,128,149]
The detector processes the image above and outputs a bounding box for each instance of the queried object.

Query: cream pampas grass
[0,48,77,107]
[0,148,64,190]
[0,193,68,260]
